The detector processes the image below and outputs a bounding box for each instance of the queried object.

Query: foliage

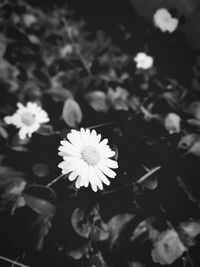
[0,0,200,267]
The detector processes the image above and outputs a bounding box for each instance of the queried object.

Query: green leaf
[62,99,83,128]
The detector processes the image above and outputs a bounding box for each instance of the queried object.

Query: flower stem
[47,174,66,187]
[0,256,29,267]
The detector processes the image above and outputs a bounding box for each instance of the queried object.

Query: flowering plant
[0,0,200,267]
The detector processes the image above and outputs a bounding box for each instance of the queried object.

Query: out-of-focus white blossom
[58,128,118,192]
[134,52,154,70]
[164,113,181,134]
[153,8,178,33]
[4,102,49,139]
[23,14,37,27]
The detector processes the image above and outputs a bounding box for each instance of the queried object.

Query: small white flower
[134,52,154,70]
[4,102,49,139]
[164,113,181,134]
[23,14,37,27]
[153,8,179,33]
[60,44,73,57]
[58,128,118,192]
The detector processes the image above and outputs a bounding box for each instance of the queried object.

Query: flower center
[21,112,36,126]
[81,146,100,166]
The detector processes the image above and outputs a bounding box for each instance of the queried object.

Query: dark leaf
[88,251,107,267]
[128,262,145,267]
[130,217,154,242]
[47,87,73,102]
[71,208,91,238]
[177,177,199,203]
[137,166,161,190]
[62,99,83,128]
[85,91,109,113]
[91,207,109,241]
[107,214,134,248]
[67,242,89,260]
[0,166,26,211]
[23,185,56,215]
[186,101,200,120]
[36,124,55,136]
[0,125,8,139]
[32,163,49,178]
[180,220,200,246]
[36,214,53,250]
[187,119,200,129]
[177,133,200,151]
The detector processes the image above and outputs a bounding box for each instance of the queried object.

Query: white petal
[75,177,82,189]
[98,163,116,178]
[59,141,80,156]
[18,128,27,139]
[98,138,108,147]
[80,128,89,145]
[100,159,118,169]
[17,103,25,109]
[95,134,102,145]
[100,148,115,159]
[94,166,110,186]
[89,130,95,145]
[89,166,103,190]
[77,160,89,188]
[67,131,83,149]
[69,171,78,181]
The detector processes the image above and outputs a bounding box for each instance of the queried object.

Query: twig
[0,256,29,267]
[47,174,66,187]
[137,166,161,184]
[88,121,116,129]
[140,106,154,120]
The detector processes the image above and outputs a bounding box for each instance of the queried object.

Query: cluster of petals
[134,52,154,70]
[153,8,178,33]
[4,102,49,139]
[58,128,118,192]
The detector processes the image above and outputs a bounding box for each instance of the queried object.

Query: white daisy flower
[134,52,154,70]
[4,102,49,140]
[153,8,178,33]
[58,128,118,192]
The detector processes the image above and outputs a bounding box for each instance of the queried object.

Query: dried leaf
[62,99,83,128]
